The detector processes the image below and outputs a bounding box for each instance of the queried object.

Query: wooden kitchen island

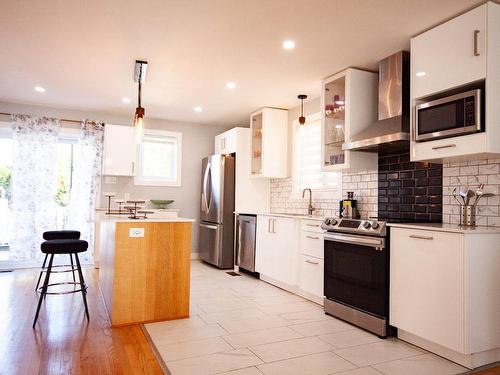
[97,216,194,326]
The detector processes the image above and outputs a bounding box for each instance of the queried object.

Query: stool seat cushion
[41,239,88,254]
[43,230,81,240]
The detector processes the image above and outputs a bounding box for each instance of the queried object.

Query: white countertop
[387,222,500,234]
[94,214,195,223]
[238,212,325,220]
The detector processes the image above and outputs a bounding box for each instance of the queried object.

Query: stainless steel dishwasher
[235,214,256,272]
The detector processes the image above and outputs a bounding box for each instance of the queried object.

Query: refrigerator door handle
[202,162,210,212]
[200,223,218,230]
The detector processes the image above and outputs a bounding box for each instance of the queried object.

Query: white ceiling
[0,0,483,125]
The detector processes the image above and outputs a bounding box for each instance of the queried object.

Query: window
[293,113,341,196]
[135,129,182,186]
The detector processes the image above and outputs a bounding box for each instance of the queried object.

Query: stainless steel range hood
[343,51,410,152]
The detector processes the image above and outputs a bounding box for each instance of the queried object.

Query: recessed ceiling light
[122,97,131,103]
[416,71,426,77]
[34,86,46,93]
[282,40,295,50]
[194,106,203,112]
[226,81,236,90]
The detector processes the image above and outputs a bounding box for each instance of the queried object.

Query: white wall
[0,101,233,252]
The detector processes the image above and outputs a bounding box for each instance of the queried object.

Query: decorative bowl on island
[150,199,174,209]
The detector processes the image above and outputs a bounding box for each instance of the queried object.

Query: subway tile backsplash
[270,155,500,227]
[442,159,500,226]
[270,169,378,219]
[378,151,443,223]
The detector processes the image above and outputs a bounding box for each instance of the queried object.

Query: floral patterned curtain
[9,116,104,264]
[10,115,61,262]
[66,120,104,262]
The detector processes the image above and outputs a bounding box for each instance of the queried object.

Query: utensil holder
[461,205,476,226]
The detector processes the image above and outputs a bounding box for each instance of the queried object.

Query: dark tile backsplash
[378,151,443,223]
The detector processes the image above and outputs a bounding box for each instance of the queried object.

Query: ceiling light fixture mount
[298,94,307,125]
[133,60,148,141]
[34,86,46,93]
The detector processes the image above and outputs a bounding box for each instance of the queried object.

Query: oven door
[415,89,481,142]
[324,233,388,318]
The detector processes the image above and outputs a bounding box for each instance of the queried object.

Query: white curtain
[10,115,61,262]
[9,116,104,264]
[66,120,104,262]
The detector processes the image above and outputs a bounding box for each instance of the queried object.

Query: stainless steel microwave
[414,89,481,142]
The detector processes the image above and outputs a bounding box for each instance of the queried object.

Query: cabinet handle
[432,144,456,150]
[305,259,319,265]
[306,235,320,240]
[473,29,480,56]
[306,224,319,227]
[131,162,135,174]
[268,218,272,233]
[272,219,276,233]
[409,234,434,240]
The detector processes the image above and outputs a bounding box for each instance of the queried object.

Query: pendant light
[298,94,307,125]
[133,60,148,142]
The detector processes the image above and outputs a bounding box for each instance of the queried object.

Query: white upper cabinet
[411,5,486,99]
[102,124,137,176]
[214,127,270,213]
[410,2,500,162]
[250,108,288,178]
[215,128,237,154]
[321,68,378,171]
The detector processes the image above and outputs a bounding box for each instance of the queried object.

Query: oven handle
[323,233,385,250]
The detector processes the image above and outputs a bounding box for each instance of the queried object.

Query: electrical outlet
[129,228,145,237]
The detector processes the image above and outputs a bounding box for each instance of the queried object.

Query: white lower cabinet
[255,215,299,288]
[390,228,464,352]
[390,226,500,369]
[256,215,324,304]
[299,255,324,302]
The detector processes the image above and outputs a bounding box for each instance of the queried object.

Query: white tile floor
[145,261,468,375]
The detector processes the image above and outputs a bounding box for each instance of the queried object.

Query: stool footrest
[40,264,78,274]
[37,281,88,295]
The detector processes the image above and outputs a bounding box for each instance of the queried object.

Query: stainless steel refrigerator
[198,154,235,269]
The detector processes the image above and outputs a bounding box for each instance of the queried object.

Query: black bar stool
[35,230,81,292]
[33,239,90,328]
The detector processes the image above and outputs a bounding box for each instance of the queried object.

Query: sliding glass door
[0,123,93,269]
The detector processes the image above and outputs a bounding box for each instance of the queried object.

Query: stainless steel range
[321,218,392,337]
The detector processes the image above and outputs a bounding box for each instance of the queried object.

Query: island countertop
[94,213,195,223]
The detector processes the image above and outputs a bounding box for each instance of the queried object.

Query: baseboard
[398,329,500,369]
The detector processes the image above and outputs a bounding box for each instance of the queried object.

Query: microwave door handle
[432,144,457,150]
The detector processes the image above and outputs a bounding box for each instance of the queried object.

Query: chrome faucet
[302,188,315,216]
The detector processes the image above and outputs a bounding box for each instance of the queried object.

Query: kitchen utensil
[459,189,468,205]
[474,192,494,206]
[465,189,475,206]
[150,199,174,209]
[452,188,463,205]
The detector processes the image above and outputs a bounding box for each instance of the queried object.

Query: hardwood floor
[0,266,164,375]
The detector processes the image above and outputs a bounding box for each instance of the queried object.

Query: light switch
[129,228,145,237]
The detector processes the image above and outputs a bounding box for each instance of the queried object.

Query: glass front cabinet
[321,68,378,171]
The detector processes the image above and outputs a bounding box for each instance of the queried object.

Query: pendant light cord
[137,64,142,108]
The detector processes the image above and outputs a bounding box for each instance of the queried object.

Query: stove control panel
[321,218,386,236]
